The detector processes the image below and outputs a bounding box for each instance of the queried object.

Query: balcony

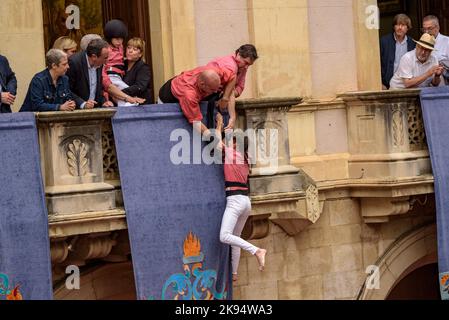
[34,91,435,282]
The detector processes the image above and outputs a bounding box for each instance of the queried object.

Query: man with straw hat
[389,33,444,89]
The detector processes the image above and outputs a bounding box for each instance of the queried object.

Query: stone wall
[234,197,436,300]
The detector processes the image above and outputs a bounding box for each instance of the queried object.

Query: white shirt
[81,55,98,109]
[389,49,440,89]
[433,33,449,61]
[394,34,409,74]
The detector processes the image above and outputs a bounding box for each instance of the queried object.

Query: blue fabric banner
[420,86,449,300]
[0,113,52,300]
[112,104,231,300]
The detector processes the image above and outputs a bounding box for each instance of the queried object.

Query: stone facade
[0,0,440,300]
[233,91,436,300]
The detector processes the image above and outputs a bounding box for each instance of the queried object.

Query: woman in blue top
[20,49,78,112]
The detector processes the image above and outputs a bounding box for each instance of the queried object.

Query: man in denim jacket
[20,49,79,112]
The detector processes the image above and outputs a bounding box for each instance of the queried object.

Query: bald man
[158,65,235,134]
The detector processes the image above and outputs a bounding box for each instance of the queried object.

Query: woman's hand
[125,96,146,104]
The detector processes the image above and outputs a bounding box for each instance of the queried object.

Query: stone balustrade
[339,89,434,223]
[33,91,436,282]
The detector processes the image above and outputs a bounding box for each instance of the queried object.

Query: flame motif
[183,232,201,258]
[6,285,23,300]
[441,274,449,286]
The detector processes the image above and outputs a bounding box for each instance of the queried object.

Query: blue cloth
[0,113,52,300]
[112,103,231,300]
[380,33,415,88]
[0,55,17,113]
[20,69,75,112]
[420,86,449,300]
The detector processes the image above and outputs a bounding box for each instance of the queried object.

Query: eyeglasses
[421,26,436,33]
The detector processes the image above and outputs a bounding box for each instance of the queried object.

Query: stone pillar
[237,98,323,237]
[37,110,117,215]
[0,0,46,111]
[352,0,382,91]
[247,0,312,98]
[308,0,359,98]
[149,0,197,94]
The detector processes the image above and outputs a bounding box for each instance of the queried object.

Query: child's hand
[224,117,235,130]
[216,113,224,129]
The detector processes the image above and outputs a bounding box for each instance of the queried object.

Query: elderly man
[80,34,102,51]
[380,14,415,89]
[389,33,444,89]
[422,15,449,61]
[0,54,17,113]
[158,66,233,134]
[20,49,77,112]
[66,38,114,109]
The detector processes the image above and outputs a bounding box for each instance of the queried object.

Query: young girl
[103,19,144,106]
[216,114,266,282]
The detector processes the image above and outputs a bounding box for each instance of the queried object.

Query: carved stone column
[37,110,117,215]
[237,98,323,237]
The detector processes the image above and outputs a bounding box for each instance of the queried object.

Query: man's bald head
[198,69,220,95]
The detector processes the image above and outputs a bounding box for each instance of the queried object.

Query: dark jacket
[380,33,415,88]
[66,51,104,107]
[0,55,17,113]
[123,59,153,104]
[20,69,75,112]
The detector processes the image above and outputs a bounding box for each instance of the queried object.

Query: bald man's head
[198,69,220,95]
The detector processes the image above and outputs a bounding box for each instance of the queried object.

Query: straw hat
[413,33,436,50]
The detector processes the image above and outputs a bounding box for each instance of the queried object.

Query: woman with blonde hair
[52,36,77,58]
[121,37,153,103]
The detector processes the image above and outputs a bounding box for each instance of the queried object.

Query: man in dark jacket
[0,54,17,113]
[380,14,415,89]
[66,38,113,109]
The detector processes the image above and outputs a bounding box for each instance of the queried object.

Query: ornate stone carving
[392,109,404,147]
[67,139,89,176]
[102,123,119,181]
[408,104,427,150]
[306,185,320,223]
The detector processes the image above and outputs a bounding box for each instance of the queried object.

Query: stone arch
[358,223,437,300]
[53,262,136,300]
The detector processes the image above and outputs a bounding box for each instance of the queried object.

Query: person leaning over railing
[206,44,258,130]
[20,49,78,112]
[66,38,113,109]
[389,33,444,90]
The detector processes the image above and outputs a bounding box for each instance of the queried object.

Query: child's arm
[215,112,225,151]
[216,112,224,135]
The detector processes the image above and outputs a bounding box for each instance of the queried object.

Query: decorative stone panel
[37,110,117,215]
